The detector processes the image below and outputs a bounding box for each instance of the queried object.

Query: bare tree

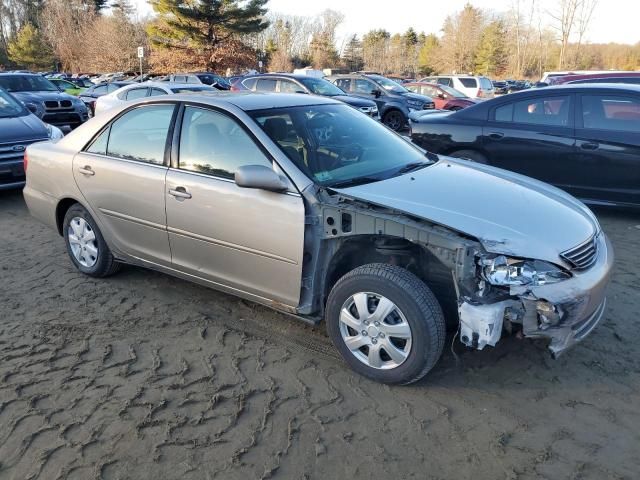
[549,0,581,69]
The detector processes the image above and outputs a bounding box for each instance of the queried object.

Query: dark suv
[0,73,89,131]
[326,73,434,130]
[240,74,379,118]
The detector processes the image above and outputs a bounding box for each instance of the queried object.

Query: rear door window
[437,77,452,87]
[256,79,277,92]
[149,88,166,96]
[94,85,108,94]
[494,96,571,126]
[581,95,640,132]
[104,105,175,165]
[125,88,149,100]
[242,78,257,90]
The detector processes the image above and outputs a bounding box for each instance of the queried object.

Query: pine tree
[417,34,439,76]
[342,35,363,72]
[7,23,54,70]
[148,0,269,71]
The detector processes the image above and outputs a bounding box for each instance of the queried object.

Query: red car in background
[404,82,477,111]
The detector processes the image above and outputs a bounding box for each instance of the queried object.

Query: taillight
[477,89,482,98]
[23,151,28,173]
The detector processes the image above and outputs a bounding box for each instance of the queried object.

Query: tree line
[0,0,638,79]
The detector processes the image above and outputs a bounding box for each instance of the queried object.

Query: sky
[133,0,640,46]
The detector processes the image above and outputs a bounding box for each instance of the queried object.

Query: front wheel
[326,264,445,384]
[382,110,406,131]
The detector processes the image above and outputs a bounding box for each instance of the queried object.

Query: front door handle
[488,131,504,140]
[580,142,599,151]
[78,165,95,176]
[168,187,192,199]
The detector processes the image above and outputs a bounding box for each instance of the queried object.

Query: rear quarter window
[459,78,478,88]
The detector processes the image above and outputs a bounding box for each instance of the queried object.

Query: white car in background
[94,82,217,115]
[419,75,495,100]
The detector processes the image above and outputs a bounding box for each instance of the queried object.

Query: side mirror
[294,90,308,94]
[371,89,382,98]
[235,165,289,192]
[26,103,39,114]
[437,93,445,99]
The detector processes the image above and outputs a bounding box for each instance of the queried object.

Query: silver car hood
[334,158,599,264]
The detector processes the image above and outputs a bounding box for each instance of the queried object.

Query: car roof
[508,83,640,94]
[148,91,342,110]
[0,72,43,77]
[243,73,326,81]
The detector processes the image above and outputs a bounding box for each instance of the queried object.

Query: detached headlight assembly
[480,255,571,286]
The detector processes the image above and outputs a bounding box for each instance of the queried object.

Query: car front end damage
[458,231,613,357]
[308,187,613,359]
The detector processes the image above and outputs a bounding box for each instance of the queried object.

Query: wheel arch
[322,235,460,327]
[55,197,84,236]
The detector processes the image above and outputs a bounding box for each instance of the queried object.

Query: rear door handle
[580,142,599,151]
[78,166,95,176]
[169,187,192,199]
[488,132,504,140]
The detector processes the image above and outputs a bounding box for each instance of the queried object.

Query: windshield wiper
[394,161,430,175]
[327,176,382,189]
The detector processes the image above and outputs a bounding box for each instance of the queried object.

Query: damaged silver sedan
[23,93,613,384]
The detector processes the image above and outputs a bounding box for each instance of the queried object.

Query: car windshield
[371,76,408,93]
[0,87,27,118]
[170,86,215,93]
[250,104,433,187]
[300,77,345,96]
[439,85,467,98]
[0,75,59,92]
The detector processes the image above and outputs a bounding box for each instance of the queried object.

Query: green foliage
[148,0,269,70]
[474,20,507,76]
[343,35,363,71]
[7,23,54,70]
[417,34,439,75]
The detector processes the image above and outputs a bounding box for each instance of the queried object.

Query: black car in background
[492,81,508,95]
[410,84,640,207]
[240,74,379,118]
[78,81,132,115]
[0,86,63,190]
[0,73,89,131]
[326,73,435,131]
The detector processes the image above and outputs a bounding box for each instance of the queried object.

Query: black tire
[382,109,406,131]
[326,264,445,385]
[449,149,489,164]
[63,204,121,277]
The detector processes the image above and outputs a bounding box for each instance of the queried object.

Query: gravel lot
[1,189,639,480]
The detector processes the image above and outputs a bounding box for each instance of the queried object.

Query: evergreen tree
[148,0,269,71]
[7,23,54,70]
[342,35,363,72]
[475,20,508,77]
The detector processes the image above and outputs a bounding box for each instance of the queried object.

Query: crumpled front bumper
[458,233,614,357]
[512,232,614,357]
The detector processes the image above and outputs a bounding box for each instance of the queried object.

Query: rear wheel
[326,264,445,384]
[382,110,406,131]
[63,204,121,277]
[449,149,488,164]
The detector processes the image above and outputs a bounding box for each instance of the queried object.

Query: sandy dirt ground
[1,189,639,480]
